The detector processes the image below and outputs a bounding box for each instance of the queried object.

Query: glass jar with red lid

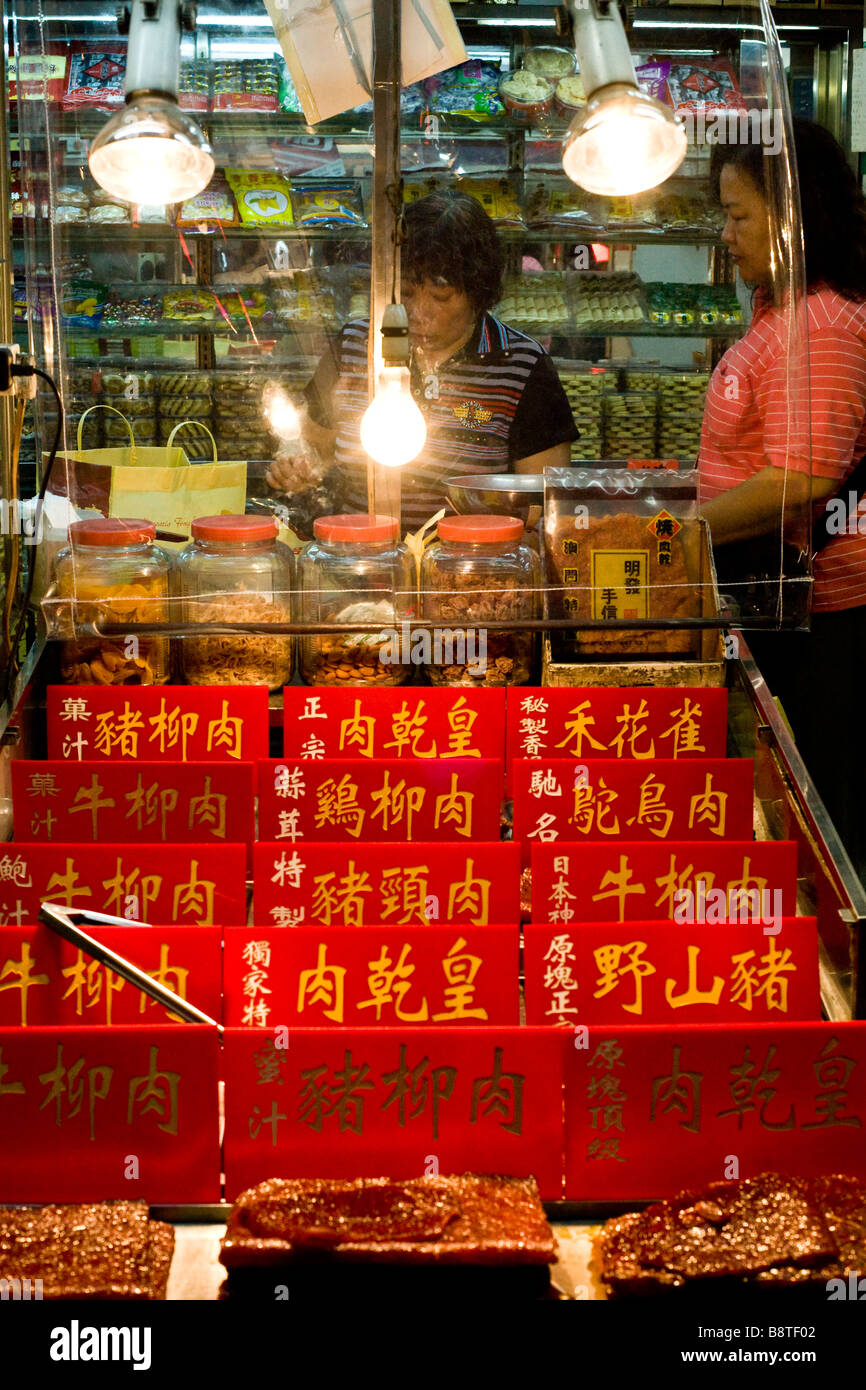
[53,517,171,685]
[297,513,414,686]
[176,514,294,689]
[420,514,539,686]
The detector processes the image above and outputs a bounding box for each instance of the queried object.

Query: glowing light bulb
[89,95,214,204]
[562,84,686,197]
[264,386,303,442]
[360,366,427,468]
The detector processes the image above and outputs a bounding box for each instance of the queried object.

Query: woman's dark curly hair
[711,117,866,301]
[401,190,504,313]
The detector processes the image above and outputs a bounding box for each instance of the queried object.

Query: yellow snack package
[224,169,295,226]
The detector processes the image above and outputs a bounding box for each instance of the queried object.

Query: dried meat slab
[221,1174,556,1268]
[0,1200,174,1299]
[597,1173,845,1297]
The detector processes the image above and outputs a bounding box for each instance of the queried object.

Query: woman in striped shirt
[698,118,866,879]
[267,191,578,533]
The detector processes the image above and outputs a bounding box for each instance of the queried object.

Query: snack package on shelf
[163,288,219,323]
[102,294,164,329]
[659,55,746,117]
[603,390,657,458]
[179,59,210,112]
[526,180,604,229]
[499,70,554,123]
[571,271,645,331]
[213,58,280,112]
[556,365,607,458]
[404,173,524,226]
[224,170,295,227]
[657,371,709,458]
[290,180,366,228]
[176,178,240,230]
[496,271,569,332]
[645,282,742,330]
[60,279,108,330]
[422,59,504,117]
[634,60,672,105]
[544,466,704,658]
[63,44,126,109]
[272,271,340,328]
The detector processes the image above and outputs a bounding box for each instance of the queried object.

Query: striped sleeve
[759,327,866,480]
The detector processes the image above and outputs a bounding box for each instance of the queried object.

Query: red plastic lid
[69,517,155,546]
[313,513,400,543]
[438,514,525,544]
[191,514,278,542]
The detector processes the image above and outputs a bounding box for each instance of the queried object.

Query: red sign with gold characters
[223,1026,565,1200]
[223,926,518,1028]
[256,758,503,844]
[282,688,505,761]
[0,926,221,1027]
[12,761,254,847]
[564,1022,866,1199]
[531,841,797,924]
[506,686,728,764]
[253,842,520,927]
[46,685,268,762]
[524,919,820,1026]
[513,758,753,861]
[0,1024,220,1202]
[0,844,247,926]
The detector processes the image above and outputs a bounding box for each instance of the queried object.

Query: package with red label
[544,466,704,658]
[660,56,746,116]
[63,44,127,108]
[213,58,279,112]
[9,46,68,103]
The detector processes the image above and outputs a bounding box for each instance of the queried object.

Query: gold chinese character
[206,700,243,761]
[102,858,162,920]
[593,941,655,1015]
[433,774,474,839]
[38,1042,113,1140]
[127,1045,180,1135]
[339,698,376,759]
[311,862,372,926]
[664,944,724,1009]
[659,697,706,759]
[446,857,491,925]
[592,855,646,922]
[140,944,189,1020]
[314,774,365,839]
[94,704,144,759]
[572,776,620,835]
[383,701,436,758]
[67,773,116,839]
[688,772,728,838]
[43,857,92,906]
[440,696,481,758]
[357,943,428,1021]
[171,860,216,925]
[432,937,487,1021]
[654,854,715,920]
[370,771,426,839]
[554,700,607,758]
[610,699,655,759]
[297,942,346,1022]
[729,938,797,1013]
[124,775,179,839]
[148,700,199,760]
[632,773,674,839]
[188,777,227,840]
[0,943,49,1026]
[61,951,125,1026]
[380,866,429,924]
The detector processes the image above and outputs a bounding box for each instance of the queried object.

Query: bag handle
[167,420,219,465]
[77,404,136,451]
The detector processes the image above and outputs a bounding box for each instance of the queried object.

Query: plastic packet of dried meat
[659,56,746,116]
[543,466,705,658]
[526,179,604,228]
[63,45,126,108]
[290,180,366,227]
[454,176,524,227]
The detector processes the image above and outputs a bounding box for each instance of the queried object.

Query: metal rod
[87,613,806,636]
[38,902,223,1034]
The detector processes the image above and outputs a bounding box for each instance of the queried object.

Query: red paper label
[531,841,797,924]
[0,1025,220,1202]
[0,926,221,1028]
[506,687,728,787]
[223,1026,564,1199]
[524,919,819,1026]
[564,1022,866,1199]
[513,758,753,863]
[254,842,520,927]
[0,844,247,926]
[282,688,505,762]
[223,926,518,1028]
[257,758,503,844]
[46,685,268,763]
[13,761,254,848]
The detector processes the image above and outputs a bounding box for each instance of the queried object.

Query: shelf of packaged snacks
[51,224,722,246]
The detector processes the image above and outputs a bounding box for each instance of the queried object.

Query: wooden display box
[542,518,726,688]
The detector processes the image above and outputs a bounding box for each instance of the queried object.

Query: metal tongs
[39,902,223,1036]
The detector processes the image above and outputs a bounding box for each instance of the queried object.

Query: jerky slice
[0,1200,174,1299]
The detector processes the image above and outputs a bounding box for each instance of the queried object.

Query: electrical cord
[1,363,63,714]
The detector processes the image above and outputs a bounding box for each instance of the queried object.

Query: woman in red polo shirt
[699,118,866,879]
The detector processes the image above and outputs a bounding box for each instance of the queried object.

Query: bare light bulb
[89,94,214,204]
[360,366,427,469]
[562,83,686,197]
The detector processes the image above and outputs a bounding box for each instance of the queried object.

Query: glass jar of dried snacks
[297,513,413,686]
[420,514,539,686]
[54,517,171,685]
[177,514,294,689]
